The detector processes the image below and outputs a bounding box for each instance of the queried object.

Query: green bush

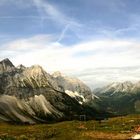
[0,135,16,140]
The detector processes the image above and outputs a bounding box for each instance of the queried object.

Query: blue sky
[1,0,140,43]
[1,0,140,88]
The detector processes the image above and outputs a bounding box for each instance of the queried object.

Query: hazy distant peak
[112,81,133,85]
[109,81,133,88]
[52,71,64,78]
[17,64,26,70]
[95,81,135,97]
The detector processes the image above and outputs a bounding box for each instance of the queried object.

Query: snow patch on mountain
[52,71,93,101]
[65,90,87,104]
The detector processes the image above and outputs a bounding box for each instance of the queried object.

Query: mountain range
[1,58,140,124]
[94,81,140,115]
[0,58,107,124]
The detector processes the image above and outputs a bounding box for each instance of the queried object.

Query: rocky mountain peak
[17,64,26,70]
[30,65,44,71]
[94,81,135,97]
[0,58,14,67]
[109,81,133,92]
[22,65,46,77]
[52,71,63,78]
[0,58,15,73]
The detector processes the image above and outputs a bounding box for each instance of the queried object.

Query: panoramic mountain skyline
[1,0,140,88]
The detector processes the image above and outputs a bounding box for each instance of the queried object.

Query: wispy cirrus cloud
[57,24,70,42]
[32,0,81,26]
[1,0,140,44]
[32,0,82,41]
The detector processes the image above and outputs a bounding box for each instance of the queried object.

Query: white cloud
[1,35,140,88]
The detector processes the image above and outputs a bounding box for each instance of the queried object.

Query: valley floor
[0,115,140,140]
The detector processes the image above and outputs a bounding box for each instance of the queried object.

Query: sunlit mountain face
[1,0,140,89]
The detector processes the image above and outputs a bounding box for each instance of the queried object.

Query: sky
[1,0,140,88]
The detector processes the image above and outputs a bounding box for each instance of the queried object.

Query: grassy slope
[0,115,140,140]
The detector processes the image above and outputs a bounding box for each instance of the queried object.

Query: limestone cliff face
[52,71,92,101]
